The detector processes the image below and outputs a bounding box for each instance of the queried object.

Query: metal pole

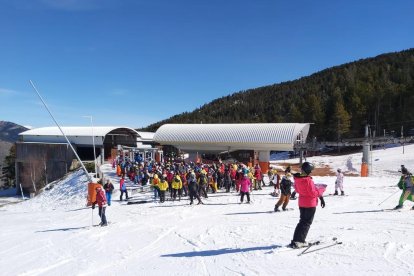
[378,189,400,206]
[29,80,93,182]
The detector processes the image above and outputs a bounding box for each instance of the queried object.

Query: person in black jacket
[103,180,115,206]
[187,171,203,205]
[274,173,293,212]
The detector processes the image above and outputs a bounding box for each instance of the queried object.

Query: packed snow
[1,145,414,275]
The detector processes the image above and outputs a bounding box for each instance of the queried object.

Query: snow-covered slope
[1,145,414,275]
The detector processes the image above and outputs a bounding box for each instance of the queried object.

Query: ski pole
[378,189,400,206]
[91,207,93,226]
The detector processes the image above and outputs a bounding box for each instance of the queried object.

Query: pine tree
[1,145,16,189]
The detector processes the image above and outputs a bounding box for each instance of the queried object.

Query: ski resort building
[15,123,310,195]
[153,123,311,172]
[16,127,155,195]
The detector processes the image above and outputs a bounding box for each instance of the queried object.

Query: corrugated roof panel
[154,123,310,150]
[19,126,144,137]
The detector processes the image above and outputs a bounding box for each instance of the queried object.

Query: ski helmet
[301,162,314,175]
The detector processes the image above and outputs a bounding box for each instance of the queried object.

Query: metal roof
[19,126,155,147]
[153,123,310,152]
[19,126,139,137]
[136,131,155,141]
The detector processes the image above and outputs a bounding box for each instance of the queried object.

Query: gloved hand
[92,204,95,209]
[319,197,325,208]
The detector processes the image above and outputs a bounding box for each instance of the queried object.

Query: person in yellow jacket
[171,173,183,201]
[198,170,209,198]
[248,172,255,192]
[158,176,169,203]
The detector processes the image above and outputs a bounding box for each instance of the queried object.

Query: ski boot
[274,205,280,212]
[394,205,403,210]
[289,241,308,249]
[333,191,338,196]
[341,191,345,196]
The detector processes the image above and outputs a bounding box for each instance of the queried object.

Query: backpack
[200,174,207,185]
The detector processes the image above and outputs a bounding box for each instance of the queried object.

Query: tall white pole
[29,80,93,183]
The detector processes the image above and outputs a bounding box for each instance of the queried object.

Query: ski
[274,208,294,212]
[297,241,320,256]
[298,238,342,256]
[93,222,114,227]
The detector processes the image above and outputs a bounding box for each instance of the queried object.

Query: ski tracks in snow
[383,242,414,272]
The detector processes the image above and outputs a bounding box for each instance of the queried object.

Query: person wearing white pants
[334,169,344,195]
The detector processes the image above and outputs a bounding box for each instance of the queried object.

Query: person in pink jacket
[239,174,252,203]
[290,162,325,248]
[92,186,108,227]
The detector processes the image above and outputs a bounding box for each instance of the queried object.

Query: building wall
[15,142,75,194]
[22,135,104,146]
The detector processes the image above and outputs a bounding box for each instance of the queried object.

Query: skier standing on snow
[158,176,169,203]
[333,168,345,195]
[274,173,293,212]
[103,180,114,206]
[290,162,325,248]
[395,165,414,210]
[239,174,252,203]
[119,175,129,201]
[171,173,183,201]
[188,171,203,205]
[270,169,281,197]
[92,186,108,226]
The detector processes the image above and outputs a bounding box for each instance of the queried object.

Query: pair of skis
[297,237,342,256]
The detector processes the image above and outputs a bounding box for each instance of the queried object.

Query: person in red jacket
[253,164,263,190]
[92,186,108,226]
[119,175,128,201]
[290,162,325,248]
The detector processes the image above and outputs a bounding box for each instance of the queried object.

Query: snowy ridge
[9,169,89,212]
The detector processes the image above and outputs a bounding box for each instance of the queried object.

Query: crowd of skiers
[89,152,414,250]
[112,155,275,205]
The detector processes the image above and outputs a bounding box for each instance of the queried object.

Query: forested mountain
[143,49,414,141]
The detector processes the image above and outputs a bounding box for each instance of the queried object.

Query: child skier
[290,162,326,249]
[171,173,183,201]
[158,176,169,203]
[240,174,252,203]
[334,168,345,195]
[274,173,293,211]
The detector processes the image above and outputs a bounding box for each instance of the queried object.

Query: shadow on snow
[225,211,274,215]
[161,244,281,257]
[333,209,394,214]
[36,226,89,232]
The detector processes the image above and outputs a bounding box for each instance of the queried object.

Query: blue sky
[0,0,413,129]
